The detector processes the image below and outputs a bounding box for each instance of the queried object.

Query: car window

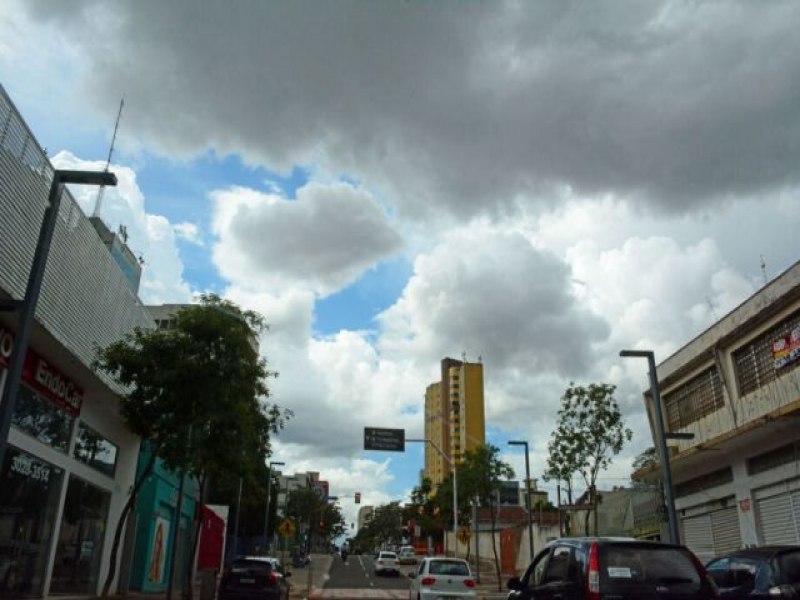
[417,561,426,576]
[600,545,701,589]
[543,546,572,583]
[775,550,800,585]
[524,548,551,590]
[428,560,470,576]
[231,559,272,573]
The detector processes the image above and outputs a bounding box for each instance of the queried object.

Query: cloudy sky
[2,0,799,530]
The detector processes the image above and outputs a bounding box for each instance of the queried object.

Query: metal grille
[664,366,725,431]
[733,309,800,396]
[747,441,800,475]
[675,467,733,499]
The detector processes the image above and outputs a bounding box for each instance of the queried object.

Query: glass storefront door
[49,476,110,595]
[0,446,64,597]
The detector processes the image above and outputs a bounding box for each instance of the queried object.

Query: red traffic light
[355,492,361,504]
[319,520,325,528]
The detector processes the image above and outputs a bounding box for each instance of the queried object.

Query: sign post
[363,427,405,452]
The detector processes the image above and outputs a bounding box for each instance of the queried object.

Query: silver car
[408,557,476,600]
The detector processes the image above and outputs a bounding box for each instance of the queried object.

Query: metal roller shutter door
[682,513,713,560]
[711,506,741,554]
[757,492,799,545]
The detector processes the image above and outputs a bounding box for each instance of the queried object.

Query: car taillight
[421,576,436,586]
[587,542,600,600]
[268,572,278,584]
[687,551,720,599]
[378,560,383,565]
[464,578,475,587]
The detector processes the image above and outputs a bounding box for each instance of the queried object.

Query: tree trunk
[489,500,501,592]
[101,450,158,598]
[182,473,207,600]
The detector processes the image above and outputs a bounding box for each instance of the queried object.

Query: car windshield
[601,545,701,588]
[428,560,470,576]
[380,552,397,559]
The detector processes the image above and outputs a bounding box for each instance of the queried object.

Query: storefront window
[73,424,118,478]
[0,446,64,597]
[49,476,110,595]
[12,385,75,452]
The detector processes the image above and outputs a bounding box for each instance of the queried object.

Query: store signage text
[772,326,800,370]
[11,452,51,483]
[0,326,83,416]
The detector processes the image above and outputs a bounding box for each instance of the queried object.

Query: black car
[706,546,800,599]
[506,537,719,599]
[218,556,291,600]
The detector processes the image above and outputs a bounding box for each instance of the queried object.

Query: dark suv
[705,546,800,598]
[507,537,719,599]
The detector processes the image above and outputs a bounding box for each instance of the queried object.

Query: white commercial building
[640,260,800,561]
[0,85,153,596]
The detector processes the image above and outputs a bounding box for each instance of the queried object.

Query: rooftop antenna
[760,255,768,286]
[92,97,124,218]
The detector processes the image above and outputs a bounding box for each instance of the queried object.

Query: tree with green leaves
[457,444,514,591]
[353,502,405,552]
[406,477,444,545]
[286,487,346,550]
[543,383,632,535]
[94,294,286,598]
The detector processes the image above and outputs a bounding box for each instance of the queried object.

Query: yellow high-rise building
[423,357,485,490]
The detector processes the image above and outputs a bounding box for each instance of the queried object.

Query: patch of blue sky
[134,151,311,223]
[361,447,424,502]
[313,256,412,336]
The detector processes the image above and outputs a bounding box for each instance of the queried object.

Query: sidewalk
[289,553,334,600]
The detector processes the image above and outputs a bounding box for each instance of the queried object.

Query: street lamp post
[408,438,458,555]
[263,461,285,554]
[620,349,680,544]
[0,170,117,469]
[508,440,534,562]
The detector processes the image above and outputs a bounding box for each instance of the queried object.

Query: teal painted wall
[129,444,199,593]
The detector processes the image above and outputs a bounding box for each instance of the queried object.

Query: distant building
[423,357,486,489]
[635,260,800,559]
[357,506,374,531]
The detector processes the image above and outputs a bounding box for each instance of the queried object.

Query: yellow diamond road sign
[278,518,296,538]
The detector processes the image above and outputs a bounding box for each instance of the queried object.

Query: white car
[374,551,400,576]
[408,557,476,600]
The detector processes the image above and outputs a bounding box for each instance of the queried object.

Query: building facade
[0,85,153,597]
[639,260,800,560]
[423,357,485,489]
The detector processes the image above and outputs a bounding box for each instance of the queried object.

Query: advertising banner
[772,326,800,370]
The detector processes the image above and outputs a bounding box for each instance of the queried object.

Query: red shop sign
[0,326,83,416]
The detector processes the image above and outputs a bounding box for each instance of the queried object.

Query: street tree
[286,487,346,549]
[94,294,286,598]
[353,502,404,552]
[543,382,632,535]
[458,444,514,591]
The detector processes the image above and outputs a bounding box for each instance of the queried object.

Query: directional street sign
[364,427,405,451]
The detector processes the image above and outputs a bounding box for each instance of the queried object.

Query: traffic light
[355,492,361,504]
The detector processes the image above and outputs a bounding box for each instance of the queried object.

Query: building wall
[641,261,800,557]
[0,84,154,597]
[462,363,485,454]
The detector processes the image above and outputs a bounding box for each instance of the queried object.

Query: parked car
[374,550,401,576]
[399,545,418,565]
[408,557,476,600]
[506,537,719,599]
[219,556,291,600]
[706,546,800,599]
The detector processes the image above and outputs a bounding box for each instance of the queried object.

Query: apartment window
[675,467,733,499]
[733,309,800,396]
[747,441,800,475]
[663,366,725,431]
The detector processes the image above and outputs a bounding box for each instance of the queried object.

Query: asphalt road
[316,553,411,599]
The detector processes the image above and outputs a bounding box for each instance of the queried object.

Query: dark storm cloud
[24,0,800,217]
